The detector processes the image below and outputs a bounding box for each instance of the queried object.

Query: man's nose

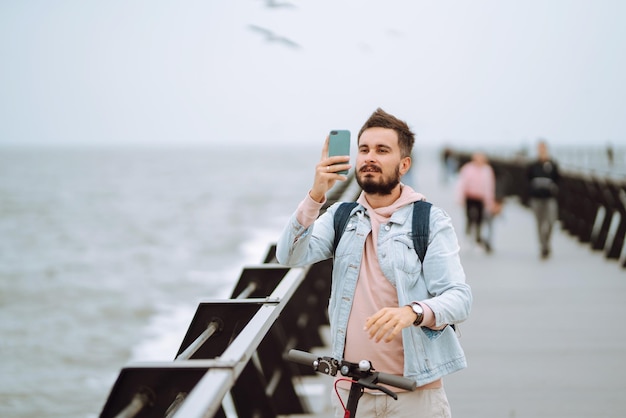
[364,150,376,161]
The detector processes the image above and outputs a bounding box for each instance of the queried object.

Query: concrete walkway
[285,153,626,418]
[420,157,626,418]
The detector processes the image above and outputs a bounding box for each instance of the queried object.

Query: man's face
[538,142,549,160]
[356,127,409,195]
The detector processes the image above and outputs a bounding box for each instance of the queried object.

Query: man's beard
[356,165,401,195]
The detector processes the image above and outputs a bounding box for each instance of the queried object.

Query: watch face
[411,303,424,326]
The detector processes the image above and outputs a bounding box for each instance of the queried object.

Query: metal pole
[235,281,257,299]
[113,391,151,418]
[175,320,221,361]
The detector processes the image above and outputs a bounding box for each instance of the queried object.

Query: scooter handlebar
[375,372,416,391]
[287,349,318,367]
[287,349,416,391]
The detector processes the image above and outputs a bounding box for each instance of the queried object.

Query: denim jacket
[276,201,472,387]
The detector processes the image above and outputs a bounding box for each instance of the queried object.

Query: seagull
[261,0,296,9]
[386,29,405,38]
[247,24,301,49]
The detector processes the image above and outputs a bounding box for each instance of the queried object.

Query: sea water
[0,143,320,418]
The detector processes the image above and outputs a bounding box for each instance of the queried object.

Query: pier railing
[99,175,361,418]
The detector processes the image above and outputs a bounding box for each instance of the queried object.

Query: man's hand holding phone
[309,131,352,203]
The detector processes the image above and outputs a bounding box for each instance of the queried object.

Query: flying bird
[247,24,301,49]
[260,0,296,9]
[386,29,405,38]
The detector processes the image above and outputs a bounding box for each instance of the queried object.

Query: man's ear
[399,156,411,176]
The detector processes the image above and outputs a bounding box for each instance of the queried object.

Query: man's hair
[357,108,415,158]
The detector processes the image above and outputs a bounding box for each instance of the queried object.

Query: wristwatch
[408,302,424,326]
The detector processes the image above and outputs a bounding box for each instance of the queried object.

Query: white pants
[331,386,451,418]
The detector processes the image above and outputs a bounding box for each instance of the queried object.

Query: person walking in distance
[276,108,472,417]
[456,152,498,252]
[527,140,561,259]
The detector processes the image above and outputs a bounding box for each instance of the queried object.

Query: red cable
[334,378,357,418]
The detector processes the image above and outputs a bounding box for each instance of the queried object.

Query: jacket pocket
[335,223,358,258]
[421,326,445,341]
[392,233,421,277]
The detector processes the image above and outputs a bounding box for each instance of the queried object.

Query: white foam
[129,304,196,361]
[130,225,285,363]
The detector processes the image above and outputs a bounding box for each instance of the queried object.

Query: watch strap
[407,302,424,326]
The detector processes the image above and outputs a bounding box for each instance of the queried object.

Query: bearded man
[277,108,472,417]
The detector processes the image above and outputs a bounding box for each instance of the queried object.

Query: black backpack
[332,200,432,263]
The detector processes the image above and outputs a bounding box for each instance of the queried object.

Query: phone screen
[328,130,351,175]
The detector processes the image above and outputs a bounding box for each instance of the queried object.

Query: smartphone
[328,130,351,175]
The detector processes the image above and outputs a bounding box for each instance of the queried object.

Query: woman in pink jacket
[456,152,499,252]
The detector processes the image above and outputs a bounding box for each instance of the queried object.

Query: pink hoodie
[456,161,496,213]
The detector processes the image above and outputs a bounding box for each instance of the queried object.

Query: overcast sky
[1,1,624,149]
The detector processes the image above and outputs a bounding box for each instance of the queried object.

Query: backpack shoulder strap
[412,200,432,264]
[411,201,453,328]
[333,202,358,254]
